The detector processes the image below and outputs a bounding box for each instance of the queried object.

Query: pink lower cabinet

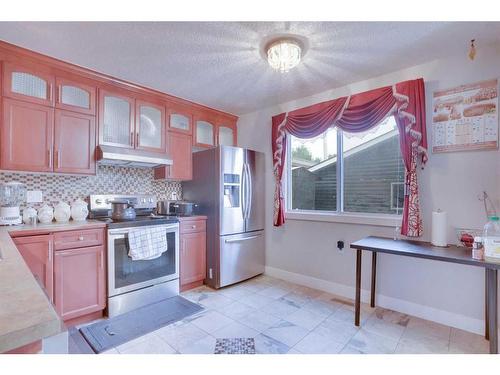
[53,245,106,321]
[13,235,54,302]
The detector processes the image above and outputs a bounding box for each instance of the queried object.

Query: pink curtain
[393,79,427,236]
[271,78,428,237]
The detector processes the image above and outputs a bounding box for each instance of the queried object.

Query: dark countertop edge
[350,236,500,270]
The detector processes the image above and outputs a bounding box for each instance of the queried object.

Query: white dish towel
[127,227,168,260]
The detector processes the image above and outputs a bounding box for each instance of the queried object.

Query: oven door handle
[108,231,129,236]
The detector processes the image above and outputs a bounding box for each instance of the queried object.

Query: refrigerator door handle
[246,162,253,220]
[241,162,248,220]
[224,234,263,243]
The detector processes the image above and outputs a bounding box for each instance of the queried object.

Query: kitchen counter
[0,220,105,353]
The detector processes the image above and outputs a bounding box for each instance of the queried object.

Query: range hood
[96,145,173,168]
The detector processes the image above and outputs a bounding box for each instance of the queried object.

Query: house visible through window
[288,116,404,215]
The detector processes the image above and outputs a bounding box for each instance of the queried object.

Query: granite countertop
[0,220,106,353]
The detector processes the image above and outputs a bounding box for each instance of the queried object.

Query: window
[288,116,404,216]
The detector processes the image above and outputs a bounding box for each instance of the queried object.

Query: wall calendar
[432,79,498,153]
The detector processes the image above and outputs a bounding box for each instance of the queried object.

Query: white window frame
[285,124,402,227]
[390,182,405,213]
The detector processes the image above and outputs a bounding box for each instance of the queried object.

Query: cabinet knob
[78,236,84,241]
[191,225,196,229]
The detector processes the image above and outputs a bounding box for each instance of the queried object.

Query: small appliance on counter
[0,182,27,226]
[157,200,199,216]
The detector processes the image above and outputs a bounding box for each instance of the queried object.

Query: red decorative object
[272,78,428,237]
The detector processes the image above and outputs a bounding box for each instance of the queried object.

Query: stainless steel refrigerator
[183,146,265,288]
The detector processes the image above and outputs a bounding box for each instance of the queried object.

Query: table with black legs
[350,236,500,354]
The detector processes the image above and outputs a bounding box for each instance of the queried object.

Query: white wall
[237,47,500,334]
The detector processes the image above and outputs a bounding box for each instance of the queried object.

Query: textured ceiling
[0,22,499,115]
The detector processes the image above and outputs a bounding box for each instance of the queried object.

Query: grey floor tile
[363,313,406,341]
[117,335,177,354]
[404,316,451,341]
[258,286,290,299]
[285,308,327,330]
[155,322,209,351]
[238,310,282,332]
[261,299,301,319]
[254,334,290,354]
[178,335,217,354]
[348,329,399,354]
[312,318,360,346]
[239,293,274,309]
[189,310,235,334]
[263,320,310,347]
[293,331,345,354]
[395,335,449,354]
[449,328,489,354]
[212,321,260,339]
[218,301,258,320]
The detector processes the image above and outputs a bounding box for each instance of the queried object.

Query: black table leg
[486,268,497,354]
[485,269,489,340]
[371,252,377,308]
[355,249,362,326]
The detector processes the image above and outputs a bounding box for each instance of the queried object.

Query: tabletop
[350,236,500,270]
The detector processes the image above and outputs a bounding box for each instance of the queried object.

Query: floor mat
[79,296,203,353]
[214,338,256,354]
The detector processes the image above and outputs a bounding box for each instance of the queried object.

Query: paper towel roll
[431,209,447,247]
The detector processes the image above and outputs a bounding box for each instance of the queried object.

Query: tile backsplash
[0,165,182,208]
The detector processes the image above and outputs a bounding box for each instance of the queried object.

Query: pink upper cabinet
[55,77,96,116]
[1,98,54,172]
[135,99,167,153]
[2,62,55,107]
[98,88,135,149]
[54,109,96,175]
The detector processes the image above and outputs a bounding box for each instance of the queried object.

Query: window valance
[271,78,427,236]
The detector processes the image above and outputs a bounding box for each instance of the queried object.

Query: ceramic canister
[54,201,71,223]
[38,204,54,224]
[70,199,89,221]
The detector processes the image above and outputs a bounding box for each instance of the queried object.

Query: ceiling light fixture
[266,38,302,73]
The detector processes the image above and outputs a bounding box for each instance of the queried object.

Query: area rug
[79,296,203,353]
[214,338,256,354]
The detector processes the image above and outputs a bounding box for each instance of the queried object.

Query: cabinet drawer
[54,228,104,250]
[180,219,206,234]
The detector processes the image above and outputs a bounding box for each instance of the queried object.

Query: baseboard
[264,266,486,335]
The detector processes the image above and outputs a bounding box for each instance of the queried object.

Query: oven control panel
[89,194,157,211]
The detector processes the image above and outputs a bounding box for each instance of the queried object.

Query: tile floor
[79,275,490,354]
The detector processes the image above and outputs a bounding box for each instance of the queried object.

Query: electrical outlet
[337,240,345,252]
[26,190,43,203]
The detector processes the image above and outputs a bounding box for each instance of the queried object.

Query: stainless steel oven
[107,222,180,317]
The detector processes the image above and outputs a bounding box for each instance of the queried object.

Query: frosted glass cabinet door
[3,64,54,106]
[170,113,191,133]
[99,91,134,148]
[195,120,215,146]
[136,101,166,152]
[218,126,234,146]
[56,78,96,115]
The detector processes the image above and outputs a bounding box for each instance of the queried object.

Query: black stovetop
[95,214,179,229]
